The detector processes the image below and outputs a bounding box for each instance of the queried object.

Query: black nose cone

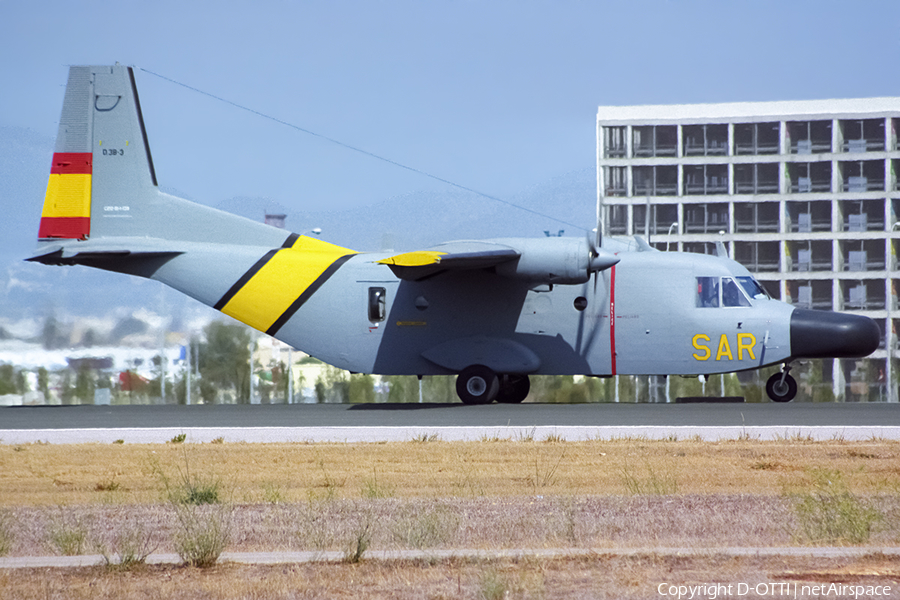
[790,309,881,359]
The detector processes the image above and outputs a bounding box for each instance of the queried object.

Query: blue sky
[2,0,899,214]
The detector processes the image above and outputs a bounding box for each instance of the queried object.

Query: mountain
[0,125,595,325]
[216,167,597,252]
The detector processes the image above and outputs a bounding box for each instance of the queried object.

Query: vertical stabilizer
[39,65,158,241]
[34,65,296,251]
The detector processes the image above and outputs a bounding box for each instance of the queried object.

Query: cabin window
[368,287,386,322]
[696,277,719,308]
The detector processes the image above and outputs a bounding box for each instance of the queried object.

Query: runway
[2,402,900,443]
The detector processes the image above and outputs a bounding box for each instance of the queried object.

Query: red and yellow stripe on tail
[38,152,92,239]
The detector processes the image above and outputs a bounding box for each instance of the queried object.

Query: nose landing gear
[765,365,797,403]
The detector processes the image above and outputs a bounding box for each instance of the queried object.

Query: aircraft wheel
[766,373,797,403]
[456,365,500,405]
[496,375,530,404]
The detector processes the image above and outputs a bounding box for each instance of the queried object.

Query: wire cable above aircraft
[138,67,587,233]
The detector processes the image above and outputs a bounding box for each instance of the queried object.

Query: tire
[766,373,797,403]
[496,375,530,404]
[456,365,500,405]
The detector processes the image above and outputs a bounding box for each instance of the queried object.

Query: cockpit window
[696,277,719,308]
[736,276,769,300]
[722,277,751,307]
[697,276,752,308]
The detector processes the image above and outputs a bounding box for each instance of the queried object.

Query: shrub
[156,449,222,505]
[391,503,459,549]
[0,510,13,556]
[98,520,156,570]
[787,469,881,545]
[46,511,89,555]
[172,504,231,568]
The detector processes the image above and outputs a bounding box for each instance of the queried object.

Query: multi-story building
[597,98,900,402]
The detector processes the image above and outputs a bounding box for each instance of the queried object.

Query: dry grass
[2,438,899,506]
[2,438,899,598]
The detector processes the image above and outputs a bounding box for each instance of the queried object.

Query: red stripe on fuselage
[609,264,617,375]
[50,152,92,175]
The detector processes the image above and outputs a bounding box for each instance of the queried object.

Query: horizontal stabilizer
[26,237,184,277]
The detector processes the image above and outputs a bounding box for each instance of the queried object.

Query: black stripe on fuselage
[213,232,299,311]
[266,253,355,336]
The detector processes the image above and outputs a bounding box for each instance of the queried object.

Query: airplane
[29,65,881,404]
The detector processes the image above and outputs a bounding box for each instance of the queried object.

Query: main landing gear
[456,365,530,405]
[765,364,797,403]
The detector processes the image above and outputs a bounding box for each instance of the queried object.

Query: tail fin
[38,65,157,241]
[34,64,290,255]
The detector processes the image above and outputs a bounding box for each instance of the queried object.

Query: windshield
[736,276,769,300]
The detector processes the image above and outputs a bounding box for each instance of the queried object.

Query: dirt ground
[3,554,900,600]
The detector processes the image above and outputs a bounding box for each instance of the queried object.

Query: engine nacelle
[492,237,618,285]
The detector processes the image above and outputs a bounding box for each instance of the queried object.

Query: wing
[376,241,520,281]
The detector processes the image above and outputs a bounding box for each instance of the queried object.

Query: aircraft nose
[790,308,881,359]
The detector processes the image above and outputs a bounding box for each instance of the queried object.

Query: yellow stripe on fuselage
[221,236,356,333]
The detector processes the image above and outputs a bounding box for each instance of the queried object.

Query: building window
[684,203,728,234]
[840,240,885,271]
[788,120,832,154]
[841,279,885,310]
[632,203,678,236]
[632,125,677,157]
[684,164,728,195]
[734,163,779,194]
[734,202,779,233]
[683,124,728,156]
[789,240,833,272]
[840,160,885,192]
[841,199,885,232]
[632,165,678,196]
[787,200,832,232]
[734,122,780,155]
[734,241,780,272]
[606,204,628,235]
[840,118,885,152]
[788,162,831,193]
[790,280,833,310]
[603,126,627,158]
[604,166,627,197]
[683,242,717,256]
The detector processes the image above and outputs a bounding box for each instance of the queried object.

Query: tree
[40,313,72,350]
[0,365,17,395]
[198,321,252,403]
[73,365,95,404]
[37,367,50,399]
